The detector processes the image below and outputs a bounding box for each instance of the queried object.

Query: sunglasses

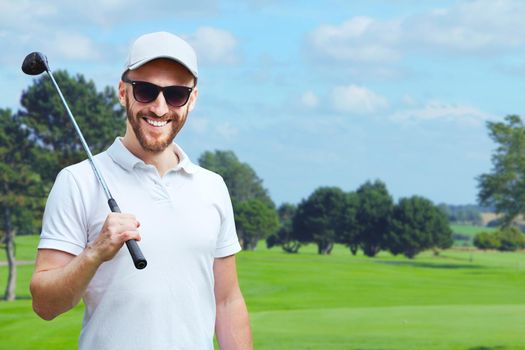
[122,77,193,107]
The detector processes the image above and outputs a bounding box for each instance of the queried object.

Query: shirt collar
[107,137,199,174]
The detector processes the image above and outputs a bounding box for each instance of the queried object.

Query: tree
[198,150,276,250]
[473,231,501,250]
[0,108,45,301]
[293,187,347,255]
[17,70,125,185]
[266,203,300,253]
[478,115,525,226]
[235,199,279,250]
[356,180,393,257]
[387,196,452,259]
[198,150,274,209]
[430,206,454,253]
[336,192,360,255]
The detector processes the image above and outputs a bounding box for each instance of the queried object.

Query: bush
[473,232,500,250]
[496,226,525,252]
[473,226,525,251]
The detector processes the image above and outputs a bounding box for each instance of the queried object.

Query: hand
[86,213,141,264]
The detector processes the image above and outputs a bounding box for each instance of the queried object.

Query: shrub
[495,226,525,252]
[473,232,500,250]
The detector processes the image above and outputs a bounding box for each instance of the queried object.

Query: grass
[450,224,497,238]
[1,236,525,349]
[450,224,498,247]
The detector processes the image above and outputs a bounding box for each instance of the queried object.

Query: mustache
[136,110,177,121]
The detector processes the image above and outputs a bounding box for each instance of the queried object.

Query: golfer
[30,31,252,349]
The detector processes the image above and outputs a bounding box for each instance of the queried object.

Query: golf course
[1,233,524,349]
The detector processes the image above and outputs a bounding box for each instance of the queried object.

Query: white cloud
[0,1,216,28]
[300,91,319,109]
[404,0,525,54]
[389,101,493,125]
[185,27,239,65]
[53,33,102,60]
[307,0,525,67]
[332,85,388,114]
[0,0,218,66]
[308,16,401,64]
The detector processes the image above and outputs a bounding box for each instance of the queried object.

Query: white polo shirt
[39,138,241,350]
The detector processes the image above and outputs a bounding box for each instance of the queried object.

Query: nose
[150,91,170,117]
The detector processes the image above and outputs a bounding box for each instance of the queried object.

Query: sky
[2,0,525,207]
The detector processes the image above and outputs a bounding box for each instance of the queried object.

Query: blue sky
[2,0,525,207]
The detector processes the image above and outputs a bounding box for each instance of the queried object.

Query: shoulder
[56,151,111,189]
[190,164,229,193]
[191,164,224,183]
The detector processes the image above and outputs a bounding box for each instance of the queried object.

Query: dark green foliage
[17,70,125,184]
[478,115,525,226]
[197,150,276,250]
[431,206,454,251]
[0,108,46,300]
[235,199,279,250]
[387,196,453,258]
[356,180,393,257]
[337,192,360,255]
[198,150,274,209]
[293,187,347,255]
[0,108,45,237]
[266,203,300,253]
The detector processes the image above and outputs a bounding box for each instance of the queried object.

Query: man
[30,31,252,350]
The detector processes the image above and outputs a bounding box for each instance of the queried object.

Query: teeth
[145,119,168,127]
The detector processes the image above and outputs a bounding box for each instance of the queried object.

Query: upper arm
[33,249,76,273]
[39,169,88,256]
[213,254,241,303]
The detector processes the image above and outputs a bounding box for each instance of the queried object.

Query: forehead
[127,58,195,86]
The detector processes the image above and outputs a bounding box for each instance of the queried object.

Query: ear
[187,87,198,112]
[118,80,127,106]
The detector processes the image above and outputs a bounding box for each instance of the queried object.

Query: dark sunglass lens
[164,86,191,107]
[133,82,160,103]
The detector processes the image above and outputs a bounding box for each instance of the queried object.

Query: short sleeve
[214,179,242,258]
[39,169,88,256]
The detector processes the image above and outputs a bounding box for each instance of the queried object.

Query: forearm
[30,247,101,320]
[215,294,252,350]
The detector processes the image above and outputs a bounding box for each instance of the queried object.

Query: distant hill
[438,204,494,226]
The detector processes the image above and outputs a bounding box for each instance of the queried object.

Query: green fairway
[1,236,524,349]
[450,224,498,247]
[450,224,497,237]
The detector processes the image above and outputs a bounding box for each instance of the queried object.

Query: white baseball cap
[123,31,198,79]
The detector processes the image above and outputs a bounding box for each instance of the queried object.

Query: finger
[107,218,140,232]
[120,230,141,242]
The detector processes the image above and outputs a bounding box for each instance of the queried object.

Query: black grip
[108,198,147,270]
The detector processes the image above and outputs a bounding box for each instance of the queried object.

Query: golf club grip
[108,198,147,270]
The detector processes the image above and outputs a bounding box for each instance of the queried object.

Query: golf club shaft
[46,71,147,270]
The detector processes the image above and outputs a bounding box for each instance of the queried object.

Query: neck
[121,135,179,177]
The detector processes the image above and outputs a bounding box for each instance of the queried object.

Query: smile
[144,118,170,127]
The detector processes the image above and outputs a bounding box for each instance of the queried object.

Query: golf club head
[21,52,49,75]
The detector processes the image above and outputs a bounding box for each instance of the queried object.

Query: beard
[125,95,187,153]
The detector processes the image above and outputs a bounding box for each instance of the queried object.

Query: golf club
[22,52,147,270]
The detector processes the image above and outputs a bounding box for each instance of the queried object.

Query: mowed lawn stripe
[238,248,525,312]
[251,304,525,350]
